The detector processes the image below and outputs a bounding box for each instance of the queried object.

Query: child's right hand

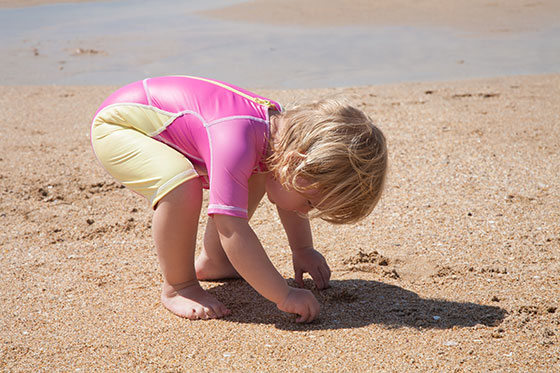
[277,287,320,323]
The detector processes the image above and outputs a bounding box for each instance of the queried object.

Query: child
[90,76,387,323]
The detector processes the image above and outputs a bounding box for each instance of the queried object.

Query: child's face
[265,175,320,215]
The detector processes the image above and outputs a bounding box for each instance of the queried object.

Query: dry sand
[1,0,559,370]
[1,74,559,370]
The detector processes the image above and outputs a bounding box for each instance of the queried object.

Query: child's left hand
[292,247,331,290]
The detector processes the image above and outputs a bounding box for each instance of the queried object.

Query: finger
[295,268,304,288]
[295,309,304,323]
[296,305,310,323]
[318,265,331,289]
[310,301,321,322]
[311,266,325,290]
[310,298,320,322]
[306,301,319,323]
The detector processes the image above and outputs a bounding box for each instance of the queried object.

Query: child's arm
[276,207,331,290]
[213,214,320,323]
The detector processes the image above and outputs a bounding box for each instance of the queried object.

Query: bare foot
[161,281,230,320]
[195,252,241,281]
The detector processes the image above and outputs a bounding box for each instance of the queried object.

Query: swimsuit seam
[150,169,198,205]
[152,135,205,163]
[93,103,179,121]
[206,126,214,199]
[150,110,208,136]
[205,115,268,128]
[142,78,153,106]
[208,204,248,214]
[91,103,208,137]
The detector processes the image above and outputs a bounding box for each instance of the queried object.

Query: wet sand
[2,0,559,87]
[202,0,560,33]
[3,0,558,33]
[1,74,559,370]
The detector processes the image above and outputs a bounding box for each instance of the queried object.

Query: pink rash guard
[95,76,283,219]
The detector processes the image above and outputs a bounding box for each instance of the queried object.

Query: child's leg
[153,178,230,319]
[195,173,266,280]
[91,116,228,319]
[195,217,240,280]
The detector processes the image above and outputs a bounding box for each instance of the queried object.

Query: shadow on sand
[206,278,507,331]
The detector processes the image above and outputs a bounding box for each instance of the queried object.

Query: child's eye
[306,200,314,208]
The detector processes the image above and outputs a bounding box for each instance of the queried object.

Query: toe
[212,303,230,318]
[183,308,197,320]
[220,304,231,316]
[194,307,209,320]
[204,306,218,319]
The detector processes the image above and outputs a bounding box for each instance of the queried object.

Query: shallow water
[1,0,559,88]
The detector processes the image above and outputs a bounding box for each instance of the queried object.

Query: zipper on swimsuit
[253,97,274,107]
[174,75,278,111]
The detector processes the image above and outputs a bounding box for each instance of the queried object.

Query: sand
[1,74,559,371]
[1,0,559,370]
[4,0,559,33]
[200,0,560,33]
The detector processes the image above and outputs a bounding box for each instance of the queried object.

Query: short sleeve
[206,118,263,219]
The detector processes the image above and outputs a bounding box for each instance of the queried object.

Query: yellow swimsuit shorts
[90,104,199,208]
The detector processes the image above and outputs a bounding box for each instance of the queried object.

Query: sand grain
[1,74,559,370]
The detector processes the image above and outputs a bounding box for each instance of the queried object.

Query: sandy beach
[3,0,558,33]
[1,0,559,371]
[201,0,560,33]
[1,74,559,371]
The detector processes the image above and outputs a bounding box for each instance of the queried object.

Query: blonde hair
[267,98,388,224]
